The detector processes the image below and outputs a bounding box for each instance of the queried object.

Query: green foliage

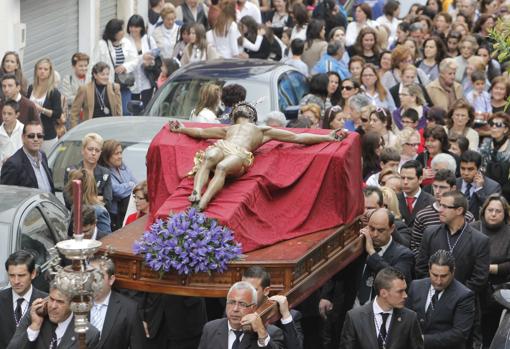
[490,18,510,108]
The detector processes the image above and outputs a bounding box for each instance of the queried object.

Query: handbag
[106,40,135,87]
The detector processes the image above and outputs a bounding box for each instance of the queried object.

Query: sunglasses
[341,85,354,91]
[26,133,44,139]
[489,121,506,128]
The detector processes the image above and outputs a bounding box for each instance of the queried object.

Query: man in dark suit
[242,266,303,349]
[407,250,475,349]
[398,160,435,228]
[0,121,54,193]
[0,251,47,349]
[198,281,285,349]
[89,257,146,349]
[340,267,424,349]
[457,150,501,220]
[415,190,490,293]
[7,285,99,349]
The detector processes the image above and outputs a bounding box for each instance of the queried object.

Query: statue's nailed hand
[330,129,348,141]
[169,120,183,132]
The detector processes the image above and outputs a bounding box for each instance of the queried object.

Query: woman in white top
[152,3,182,59]
[90,18,138,115]
[126,15,158,108]
[367,107,398,149]
[345,3,378,47]
[190,83,221,123]
[290,3,308,41]
[206,0,240,59]
[375,0,401,45]
[181,23,219,65]
[0,100,23,169]
[360,64,396,113]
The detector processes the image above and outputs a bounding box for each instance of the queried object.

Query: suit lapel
[20,150,38,188]
[98,292,120,344]
[361,303,379,348]
[58,316,77,348]
[215,319,229,349]
[387,308,404,348]
[2,290,16,334]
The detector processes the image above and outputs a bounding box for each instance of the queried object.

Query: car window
[278,73,296,112]
[18,207,54,268]
[40,202,69,242]
[287,71,309,103]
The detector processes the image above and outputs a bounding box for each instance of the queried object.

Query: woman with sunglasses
[480,113,510,176]
[360,64,396,113]
[445,98,479,150]
[398,127,421,167]
[368,107,397,148]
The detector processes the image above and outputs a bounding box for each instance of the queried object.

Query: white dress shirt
[0,120,24,168]
[12,285,33,321]
[227,320,270,348]
[90,291,112,333]
[27,313,73,344]
[373,296,393,339]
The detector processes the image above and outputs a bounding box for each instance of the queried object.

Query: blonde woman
[397,127,421,167]
[152,4,181,59]
[66,169,111,238]
[190,84,222,123]
[300,103,321,128]
[27,58,63,153]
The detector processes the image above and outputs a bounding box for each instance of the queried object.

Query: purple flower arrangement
[133,208,242,275]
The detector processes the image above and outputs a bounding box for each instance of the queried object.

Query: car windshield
[145,79,271,119]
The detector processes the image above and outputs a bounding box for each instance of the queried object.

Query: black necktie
[15,298,24,324]
[465,183,472,199]
[426,290,438,320]
[232,330,243,349]
[49,325,58,349]
[378,312,390,348]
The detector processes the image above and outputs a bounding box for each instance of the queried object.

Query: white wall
[0,0,22,58]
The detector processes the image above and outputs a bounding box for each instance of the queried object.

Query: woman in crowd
[445,98,479,150]
[417,36,446,82]
[378,50,393,77]
[392,83,428,130]
[326,72,341,107]
[379,169,402,193]
[290,3,308,41]
[299,73,329,114]
[361,131,383,181]
[206,0,240,59]
[322,105,344,129]
[404,37,422,62]
[360,64,395,112]
[27,58,62,153]
[470,195,510,347]
[338,77,360,109]
[426,0,442,16]
[381,44,429,90]
[152,4,181,59]
[66,168,111,237]
[345,3,377,47]
[397,127,421,167]
[0,51,28,98]
[477,44,501,83]
[157,58,181,89]
[473,14,496,42]
[264,0,292,38]
[490,76,510,114]
[181,23,219,65]
[0,101,23,170]
[300,103,321,128]
[126,15,158,107]
[125,180,150,225]
[302,19,328,72]
[375,0,401,45]
[70,62,122,127]
[240,16,281,61]
[99,139,137,231]
[190,83,222,123]
[348,55,365,82]
[445,31,461,58]
[433,12,452,38]
[61,52,89,120]
[347,27,381,67]
[368,107,397,148]
[172,24,192,61]
[91,18,138,115]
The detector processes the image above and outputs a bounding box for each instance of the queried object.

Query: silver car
[0,185,69,289]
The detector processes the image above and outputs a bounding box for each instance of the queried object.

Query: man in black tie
[0,251,47,349]
[407,250,475,349]
[340,266,424,349]
[7,284,99,349]
[198,281,284,349]
[456,150,501,220]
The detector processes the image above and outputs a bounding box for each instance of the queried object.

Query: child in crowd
[400,108,420,130]
[348,56,365,82]
[0,100,23,169]
[466,70,492,121]
[448,134,469,157]
[284,39,308,76]
[157,58,181,89]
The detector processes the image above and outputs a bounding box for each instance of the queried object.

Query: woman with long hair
[99,139,137,231]
[301,19,328,72]
[326,72,341,107]
[445,98,479,150]
[362,131,384,181]
[322,105,344,129]
[299,73,329,115]
[368,107,397,148]
[239,16,274,60]
[181,23,219,65]
[379,50,393,77]
[190,83,222,123]
[477,45,501,83]
[381,44,429,90]
[0,51,28,97]
[70,62,122,127]
[66,168,111,237]
[360,64,396,112]
[417,36,446,81]
[338,77,360,109]
[290,3,308,41]
[345,3,378,47]
[126,14,158,107]
[91,18,138,115]
[27,58,62,153]
[392,83,428,130]
[206,0,241,58]
[348,27,381,66]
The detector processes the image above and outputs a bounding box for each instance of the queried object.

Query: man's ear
[263,286,270,297]
[109,274,116,287]
[452,184,457,191]
[30,269,37,281]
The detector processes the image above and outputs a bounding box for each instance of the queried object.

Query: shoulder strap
[105,40,116,67]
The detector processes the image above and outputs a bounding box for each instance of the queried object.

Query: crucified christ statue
[169,102,348,211]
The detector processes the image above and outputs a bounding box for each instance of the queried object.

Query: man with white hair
[426,58,464,111]
[265,111,287,127]
[431,153,457,174]
[198,281,284,349]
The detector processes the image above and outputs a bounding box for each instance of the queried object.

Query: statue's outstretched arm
[169,120,228,139]
[262,127,348,145]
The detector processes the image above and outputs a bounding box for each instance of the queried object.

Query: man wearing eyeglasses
[1,120,54,193]
[415,190,489,294]
[198,281,284,349]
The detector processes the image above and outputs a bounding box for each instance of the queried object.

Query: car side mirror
[127,100,144,115]
[284,106,300,121]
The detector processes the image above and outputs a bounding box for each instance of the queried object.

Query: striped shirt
[114,45,125,65]
[411,203,475,254]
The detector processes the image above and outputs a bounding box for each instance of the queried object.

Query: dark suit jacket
[415,223,490,293]
[0,287,47,349]
[95,291,146,349]
[406,278,475,349]
[339,301,424,349]
[0,147,54,193]
[7,313,99,349]
[456,177,502,220]
[198,318,285,349]
[398,190,435,228]
[277,309,303,349]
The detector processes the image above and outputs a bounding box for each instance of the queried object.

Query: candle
[72,179,82,238]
